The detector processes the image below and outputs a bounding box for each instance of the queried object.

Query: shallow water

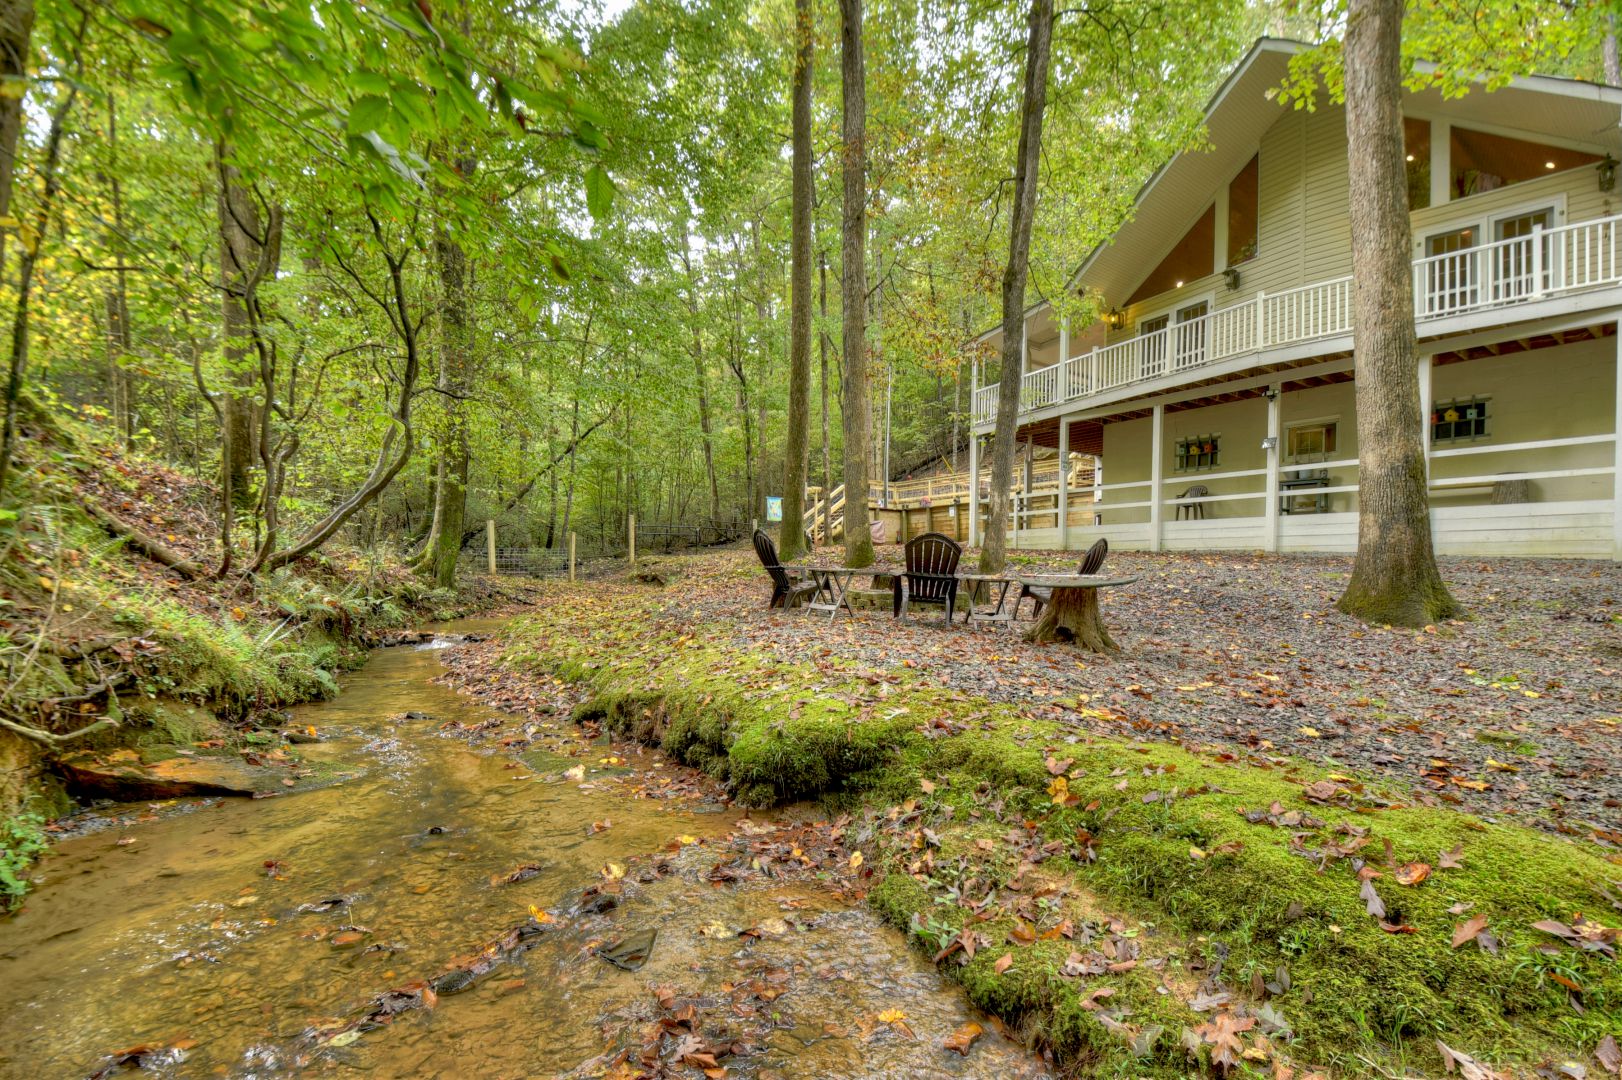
[0,622,1048,1079]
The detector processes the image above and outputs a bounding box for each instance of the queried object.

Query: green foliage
[0,810,48,911]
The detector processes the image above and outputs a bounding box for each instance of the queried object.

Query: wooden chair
[1175,484,1209,520]
[1020,538,1108,619]
[893,532,962,624]
[753,529,816,609]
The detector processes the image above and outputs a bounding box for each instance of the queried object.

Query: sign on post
[486,519,497,575]
[765,496,783,523]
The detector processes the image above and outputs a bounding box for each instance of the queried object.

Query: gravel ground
[661,547,1622,836]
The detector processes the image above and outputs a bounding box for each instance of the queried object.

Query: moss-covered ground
[498,565,1622,1078]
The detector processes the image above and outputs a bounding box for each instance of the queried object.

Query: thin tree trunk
[1606,15,1620,87]
[0,0,35,286]
[780,0,815,561]
[423,176,474,589]
[979,0,1052,574]
[838,0,874,566]
[560,392,580,545]
[819,248,832,543]
[1335,0,1461,627]
[101,94,133,444]
[680,228,722,525]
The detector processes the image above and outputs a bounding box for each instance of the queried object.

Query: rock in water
[597,929,657,971]
[56,747,291,800]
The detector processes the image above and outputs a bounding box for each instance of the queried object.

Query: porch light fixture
[1222,266,1242,291]
[1600,154,1618,193]
[1260,435,1279,451]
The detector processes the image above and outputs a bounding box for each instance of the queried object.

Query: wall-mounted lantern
[1600,154,1618,193]
[1222,266,1242,291]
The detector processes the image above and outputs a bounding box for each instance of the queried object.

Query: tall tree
[978,0,1052,574]
[779,0,814,560]
[1335,0,1461,627]
[0,0,34,285]
[838,0,874,566]
[215,143,278,527]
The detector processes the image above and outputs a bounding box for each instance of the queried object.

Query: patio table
[957,573,1018,627]
[1014,574,1139,652]
[803,565,862,621]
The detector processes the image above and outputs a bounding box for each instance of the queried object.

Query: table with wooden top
[956,573,1018,627]
[1013,574,1140,652]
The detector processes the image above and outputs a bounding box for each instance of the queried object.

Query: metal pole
[569,531,576,582]
[486,519,497,575]
[883,366,892,505]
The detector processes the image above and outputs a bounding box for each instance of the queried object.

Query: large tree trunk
[780,2,814,560]
[0,0,34,286]
[1605,15,1620,87]
[1336,0,1461,627]
[978,0,1052,574]
[838,0,874,567]
[423,179,473,588]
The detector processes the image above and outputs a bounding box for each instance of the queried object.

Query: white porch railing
[973,212,1622,424]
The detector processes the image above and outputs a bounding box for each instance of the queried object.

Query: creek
[0,621,1049,1079]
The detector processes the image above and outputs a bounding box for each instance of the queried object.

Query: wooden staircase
[803,484,846,542]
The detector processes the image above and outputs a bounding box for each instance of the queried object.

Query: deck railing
[973,212,1622,424]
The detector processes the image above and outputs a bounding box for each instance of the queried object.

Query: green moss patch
[501,589,1622,1078]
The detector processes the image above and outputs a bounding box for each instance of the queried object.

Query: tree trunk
[819,248,832,544]
[0,0,34,286]
[1605,15,1620,87]
[1024,586,1117,652]
[216,142,277,523]
[423,176,474,589]
[838,0,875,567]
[979,0,1052,574]
[779,0,815,561]
[1335,0,1461,627]
[680,229,722,526]
[101,95,133,444]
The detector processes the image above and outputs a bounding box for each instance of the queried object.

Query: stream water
[0,622,1049,1079]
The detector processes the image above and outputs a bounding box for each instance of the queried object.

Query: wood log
[86,503,203,579]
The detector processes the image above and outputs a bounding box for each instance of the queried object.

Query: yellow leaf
[1485,758,1519,773]
[849,850,864,870]
[676,834,698,845]
[1298,726,1321,738]
[1189,846,1206,860]
[37,575,53,591]
[602,862,625,880]
[877,1008,907,1023]
[527,905,555,923]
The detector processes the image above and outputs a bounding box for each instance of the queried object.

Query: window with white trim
[1175,434,1221,472]
[1431,398,1489,444]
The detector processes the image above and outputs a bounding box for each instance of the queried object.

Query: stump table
[1014,574,1139,652]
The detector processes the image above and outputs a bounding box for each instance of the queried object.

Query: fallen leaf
[943,1021,983,1055]
[1451,914,1489,949]
[993,952,1013,974]
[1394,862,1432,886]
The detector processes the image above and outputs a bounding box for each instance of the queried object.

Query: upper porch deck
[972,212,1622,429]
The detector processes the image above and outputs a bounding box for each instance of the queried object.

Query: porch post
[1057,417,1070,551]
[1613,320,1622,560]
[1418,353,1434,480]
[1019,440,1033,549]
[1264,385,1281,553]
[1149,404,1165,552]
[968,431,980,546]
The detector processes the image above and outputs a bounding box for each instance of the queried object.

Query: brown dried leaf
[1451,914,1489,949]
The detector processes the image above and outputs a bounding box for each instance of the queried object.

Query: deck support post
[1264,386,1281,553]
[1613,318,1622,561]
[1149,404,1164,552]
[1418,353,1433,481]
[1018,440,1033,549]
[1057,417,1070,551]
[968,432,980,546]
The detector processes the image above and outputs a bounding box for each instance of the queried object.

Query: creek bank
[448,567,1622,1079]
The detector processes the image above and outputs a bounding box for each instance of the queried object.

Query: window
[1449,126,1601,200]
[1175,434,1221,472]
[1432,398,1489,444]
[1127,205,1215,306]
[1420,225,1477,313]
[1227,155,1259,266]
[1404,117,1431,210]
[1286,421,1336,462]
[1172,300,1209,370]
[1139,313,1169,376]
[1493,207,1554,299]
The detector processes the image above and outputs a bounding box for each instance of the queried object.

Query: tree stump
[1023,586,1118,652]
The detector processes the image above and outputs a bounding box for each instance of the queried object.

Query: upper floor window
[1127,205,1215,306]
[1450,126,1601,200]
[1227,155,1259,266]
[1405,118,1431,210]
[1432,398,1489,444]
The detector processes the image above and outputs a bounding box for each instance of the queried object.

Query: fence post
[486,519,497,575]
[568,531,576,582]
[628,514,636,566]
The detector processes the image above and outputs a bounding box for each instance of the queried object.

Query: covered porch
[965,316,1622,560]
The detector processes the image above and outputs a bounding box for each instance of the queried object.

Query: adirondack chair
[753,529,816,609]
[1020,538,1108,619]
[893,532,962,624]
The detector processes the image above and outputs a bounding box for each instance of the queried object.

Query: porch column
[1020,440,1033,549]
[968,431,980,546]
[1418,353,1434,479]
[1613,319,1622,561]
[1057,417,1070,551]
[1149,404,1165,552]
[1264,385,1281,553]
[1429,120,1450,209]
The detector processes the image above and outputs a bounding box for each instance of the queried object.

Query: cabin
[965,39,1622,561]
